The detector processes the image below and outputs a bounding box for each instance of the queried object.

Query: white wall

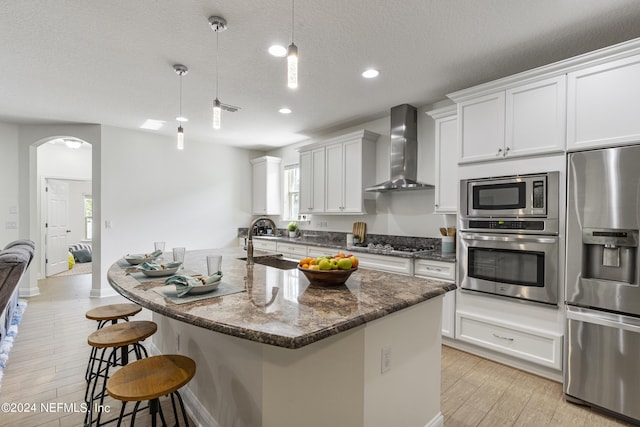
[99,126,257,284]
[267,104,456,238]
[37,142,92,179]
[0,122,20,245]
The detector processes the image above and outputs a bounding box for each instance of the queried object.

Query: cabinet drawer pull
[493,333,514,342]
[425,267,442,272]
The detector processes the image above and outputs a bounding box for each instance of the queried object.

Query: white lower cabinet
[355,252,413,275]
[414,259,456,338]
[276,242,308,259]
[305,246,336,258]
[456,311,563,370]
[252,239,277,253]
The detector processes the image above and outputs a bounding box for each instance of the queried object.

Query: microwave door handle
[462,233,557,244]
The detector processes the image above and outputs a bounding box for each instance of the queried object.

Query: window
[84,195,93,240]
[283,164,299,221]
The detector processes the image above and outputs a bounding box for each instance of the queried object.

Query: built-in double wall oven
[458,172,560,306]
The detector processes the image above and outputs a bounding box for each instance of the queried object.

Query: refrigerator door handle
[567,306,640,334]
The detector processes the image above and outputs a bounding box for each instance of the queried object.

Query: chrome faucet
[246,216,278,265]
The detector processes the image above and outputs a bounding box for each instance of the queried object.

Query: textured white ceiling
[2,1,640,150]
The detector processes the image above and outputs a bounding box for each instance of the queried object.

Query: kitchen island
[108,248,455,427]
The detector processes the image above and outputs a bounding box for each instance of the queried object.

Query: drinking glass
[154,241,166,252]
[207,255,222,276]
[173,247,186,263]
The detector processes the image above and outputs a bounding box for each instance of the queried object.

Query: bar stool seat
[86,303,142,328]
[88,320,156,349]
[85,321,157,426]
[107,355,196,426]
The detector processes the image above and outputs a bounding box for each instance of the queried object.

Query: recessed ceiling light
[176,116,189,122]
[140,119,165,130]
[269,45,287,57]
[362,68,380,79]
[279,108,292,114]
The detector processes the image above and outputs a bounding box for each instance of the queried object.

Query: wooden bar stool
[107,354,196,427]
[85,303,142,383]
[86,303,142,329]
[85,320,157,427]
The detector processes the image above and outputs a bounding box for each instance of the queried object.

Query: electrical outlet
[105,220,112,229]
[381,345,392,373]
[5,221,17,229]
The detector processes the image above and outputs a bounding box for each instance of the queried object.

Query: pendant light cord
[216,28,219,99]
[291,0,295,42]
[179,74,183,118]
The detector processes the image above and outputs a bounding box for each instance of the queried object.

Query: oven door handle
[461,233,557,244]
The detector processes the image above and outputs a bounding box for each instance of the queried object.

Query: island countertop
[107,248,455,349]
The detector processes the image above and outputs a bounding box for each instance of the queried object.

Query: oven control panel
[468,220,545,231]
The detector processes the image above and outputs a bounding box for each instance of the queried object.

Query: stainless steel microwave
[460,172,559,219]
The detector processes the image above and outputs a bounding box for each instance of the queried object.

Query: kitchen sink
[237,255,299,270]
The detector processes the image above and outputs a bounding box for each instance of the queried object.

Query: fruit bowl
[297,265,357,287]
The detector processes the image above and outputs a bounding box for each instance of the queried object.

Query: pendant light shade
[173,64,188,150]
[212,98,222,130]
[287,42,298,89]
[287,0,298,89]
[177,125,184,150]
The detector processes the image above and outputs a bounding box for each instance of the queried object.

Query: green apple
[337,258,353,270]
[318,259,331,270]
[330,259,339,270]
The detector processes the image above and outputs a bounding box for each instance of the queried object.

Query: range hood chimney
[365,104,434,192]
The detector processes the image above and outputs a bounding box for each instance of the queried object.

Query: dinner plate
[186,282,221,295]
[141,266,180,277]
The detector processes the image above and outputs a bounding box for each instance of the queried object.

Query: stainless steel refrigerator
[565,144,640,423]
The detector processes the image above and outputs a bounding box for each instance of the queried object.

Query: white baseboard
[425,411,444,427]
[19,286,40,297]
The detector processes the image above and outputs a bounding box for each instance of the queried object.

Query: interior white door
[46,179,70,276]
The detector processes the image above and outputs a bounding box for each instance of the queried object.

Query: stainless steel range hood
[365,104,434,192]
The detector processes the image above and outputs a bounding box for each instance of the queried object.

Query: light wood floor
[0,274,634,426]
[441,346,633,427]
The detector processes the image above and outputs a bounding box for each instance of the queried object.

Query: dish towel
[165,273,223,297]
[136,261,182,271]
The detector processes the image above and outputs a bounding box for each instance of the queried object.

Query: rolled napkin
[165,273,223,297]
[126,249,163,260]
[137,261,182,271]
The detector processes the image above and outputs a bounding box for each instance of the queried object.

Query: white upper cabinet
[299,148,325,214]
[299,130,378,215]
[505,76,566,157]
[457,92,506,163]
[427,105,458,214]
[251,156,281,215]
[567,53,640,151]
[455,76,566,164]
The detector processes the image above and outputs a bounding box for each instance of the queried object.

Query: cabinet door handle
[504,146,510,156]
[497,148,503,156]
[493,333,514,342]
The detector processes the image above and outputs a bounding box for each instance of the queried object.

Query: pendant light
[173,64,188,150]
[209,16,227,129]
[287,0,298,89]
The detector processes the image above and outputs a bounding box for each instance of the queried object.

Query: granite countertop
[107,248,456,349]
[251,235,457,262]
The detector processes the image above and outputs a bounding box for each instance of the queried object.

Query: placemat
[152,281,246,304]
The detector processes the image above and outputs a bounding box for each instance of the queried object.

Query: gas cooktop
[351,243,436,254]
